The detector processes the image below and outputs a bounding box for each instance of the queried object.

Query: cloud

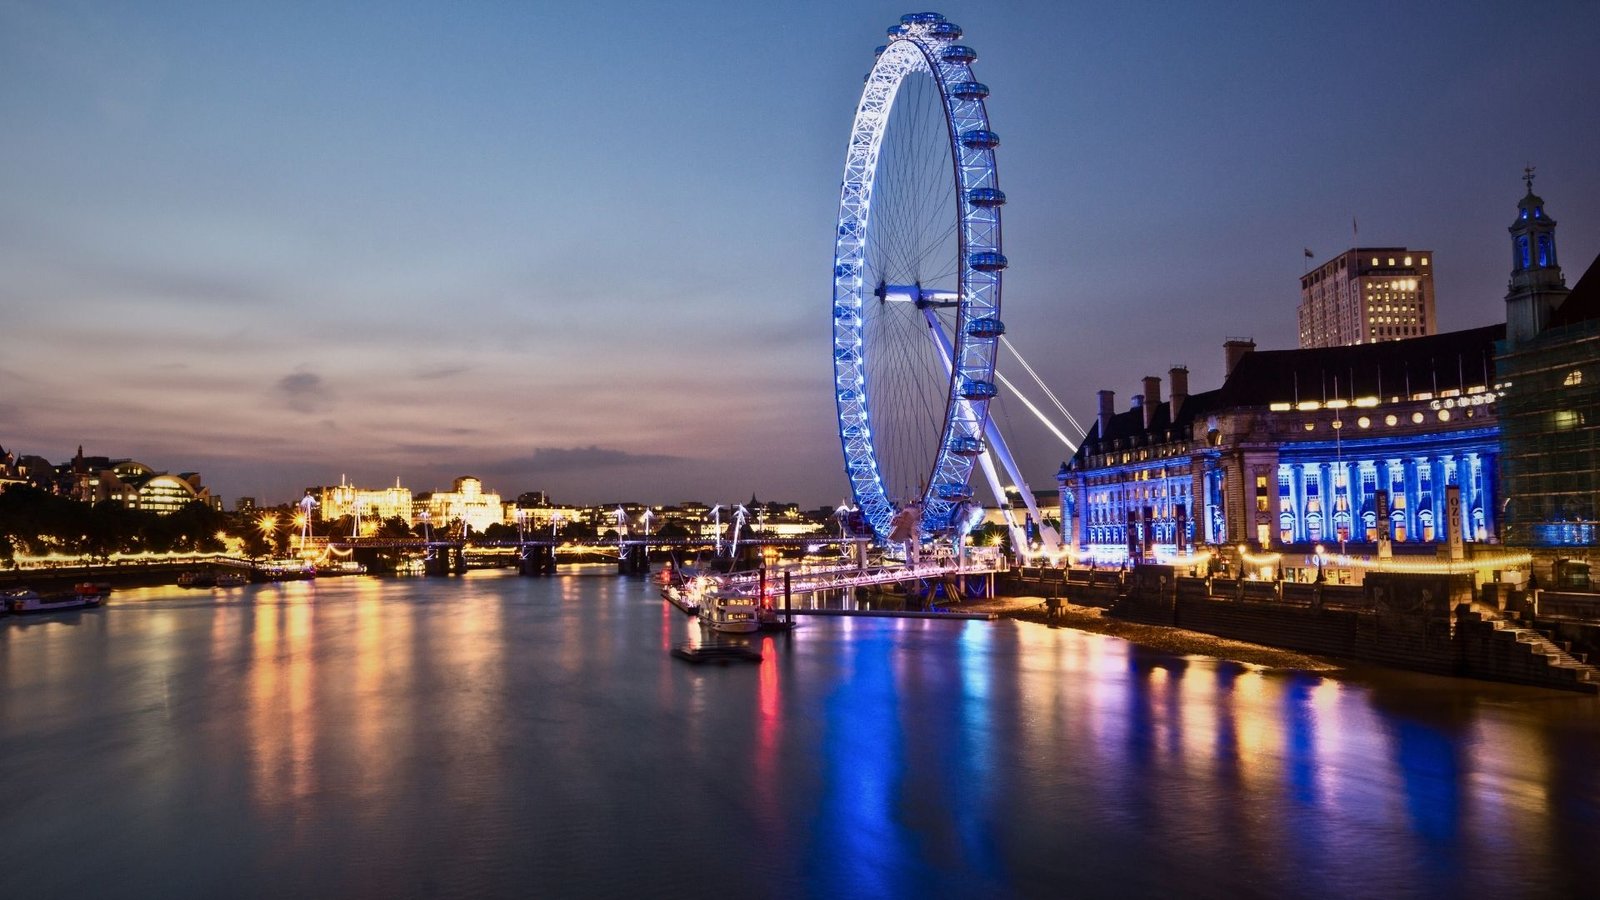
[415,365,470,381]
[275,370,333,413]
[474,445,683,477]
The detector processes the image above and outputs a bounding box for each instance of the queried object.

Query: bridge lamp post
[258,513,277,557]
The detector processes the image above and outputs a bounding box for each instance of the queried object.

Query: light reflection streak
[754,635,783,833]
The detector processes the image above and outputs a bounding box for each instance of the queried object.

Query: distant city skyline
[3,1,1597,507]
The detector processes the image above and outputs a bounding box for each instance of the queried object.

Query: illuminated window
[1421,257,1429,266]
[1438,409,1451,422]
[1411,412,1424,424]
[1357,416,1371,429]
[1404,256,1412,265]
[1387,258,1395,266]
[1564,370,1584,387]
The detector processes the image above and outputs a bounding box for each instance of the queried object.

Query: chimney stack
[1223,339,1256,376]
[1169,366,1189,421]
[1096,390,1115,440]
[1141,376,1161,430]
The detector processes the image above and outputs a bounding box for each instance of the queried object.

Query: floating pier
[670,642,763,664]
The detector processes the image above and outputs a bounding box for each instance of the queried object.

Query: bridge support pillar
[618,546,651,576]
[519,545,558,576]
[424,550,451,576]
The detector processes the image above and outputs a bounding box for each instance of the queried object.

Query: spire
[1505,168,1570,345]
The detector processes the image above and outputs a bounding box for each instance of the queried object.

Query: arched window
[1537,234,1553,267]
[1517,236,1531,270]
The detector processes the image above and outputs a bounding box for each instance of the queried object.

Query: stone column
[1351,460,1370,540]
[1074,475,1091,553]
[1456,454,1475,542]
[1431,455,1449,543]
[1317,462,1334,543]
[1479,452,1498,542]
[1289,463,1305,543]
[1403,458,1421,542]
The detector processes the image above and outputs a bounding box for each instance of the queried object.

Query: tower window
[1518,236,1531,270]
[1538,234,1553,267]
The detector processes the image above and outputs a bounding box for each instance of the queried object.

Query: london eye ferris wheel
[831,12,1006,542]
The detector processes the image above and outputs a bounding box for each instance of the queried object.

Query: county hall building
[1058,180,1595,578]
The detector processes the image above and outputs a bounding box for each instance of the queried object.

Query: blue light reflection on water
[1,570,1598,898]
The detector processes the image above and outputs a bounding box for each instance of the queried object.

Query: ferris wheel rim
[830,15,1004,542]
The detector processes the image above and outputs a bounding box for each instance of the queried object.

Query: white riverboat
[5,585,105,615]
[698,593,760,634]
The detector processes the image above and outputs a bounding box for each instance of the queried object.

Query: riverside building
[1495,174,1600,557]
[1058,179,1597,575]
[1059,333,1501,572]
[317,475,415,527]
[1298,248,1436,347]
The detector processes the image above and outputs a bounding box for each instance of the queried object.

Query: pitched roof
[1551,251,1600,327]
[1216,324,1504,407]
[1066,324,1504,471]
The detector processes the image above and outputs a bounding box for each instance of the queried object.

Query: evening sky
[2,1,1596,507]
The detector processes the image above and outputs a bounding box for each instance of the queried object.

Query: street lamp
[1314,543,1326,583]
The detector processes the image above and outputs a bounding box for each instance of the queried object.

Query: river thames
[2,569,1597,898]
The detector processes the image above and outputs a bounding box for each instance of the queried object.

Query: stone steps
[1492,619,1600,692]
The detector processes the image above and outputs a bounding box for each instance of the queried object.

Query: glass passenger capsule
[966,317,1006,339]
[948,435,983,456]
[967,187,1006,207]
[949,81,989,101]
[960,129,1000,149]
[968,251,1008,272]
[935,482,972,501]
[941,45,977,64]
[901,12,945,25]
[929,23,963,40]
[960,379,998,401]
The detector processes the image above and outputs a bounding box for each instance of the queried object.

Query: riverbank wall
[1006,565,1599,693]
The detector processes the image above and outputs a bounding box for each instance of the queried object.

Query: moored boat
[177,570,216,588]
[698,593,760,634]
[6,587,102,614]
[661,572,710,616]
[214,571,248,588]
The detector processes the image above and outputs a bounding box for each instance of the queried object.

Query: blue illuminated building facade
[1060,178,1597,572]
[1060,333,1503,566]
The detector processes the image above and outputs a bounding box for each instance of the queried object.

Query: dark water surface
[3,570,1598,899]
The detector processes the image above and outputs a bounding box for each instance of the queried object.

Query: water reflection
[1,573,1598,898]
